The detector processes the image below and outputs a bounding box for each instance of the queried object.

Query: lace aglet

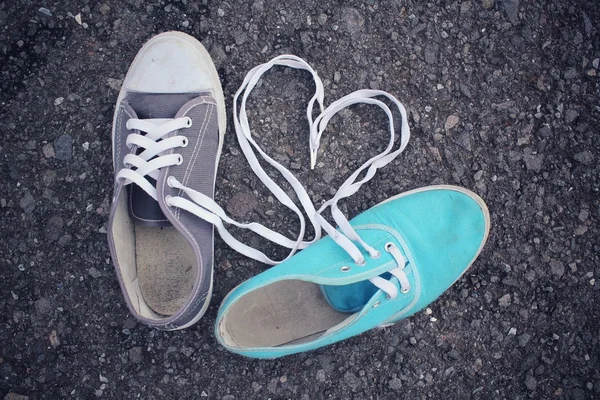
[310,151,316,170]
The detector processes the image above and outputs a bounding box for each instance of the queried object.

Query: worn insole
[136,225,196,316]
[223,280,350,348]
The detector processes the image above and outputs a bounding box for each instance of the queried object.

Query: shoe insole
[135,224,196,316]
[223,280,350,348]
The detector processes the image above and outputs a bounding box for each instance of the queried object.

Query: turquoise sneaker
[214,185,489,358]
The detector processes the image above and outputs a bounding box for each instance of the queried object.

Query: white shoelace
[369,242,411,299]
[117,55,412,299]
[116,117,191,200]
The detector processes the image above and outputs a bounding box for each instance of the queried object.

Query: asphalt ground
[1,1,599,399]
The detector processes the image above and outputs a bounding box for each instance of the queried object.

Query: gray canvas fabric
[108,92,219,330]
[124,92,205,226]
[156,95,219,330]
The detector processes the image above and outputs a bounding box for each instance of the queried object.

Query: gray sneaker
[107,32,225,330]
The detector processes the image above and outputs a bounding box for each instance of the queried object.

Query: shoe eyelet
[369,250,381,259]
[401,287,410,294]
[167,176,177,188]
[176,155,183,165]
[165,195,173,207]
[340,266,351,272]
[355,259,366,266]
[373,301,381,308]
[385,242,395,252]
[181,137,189,147]
[385,294,392,300]
[184,117,193,127]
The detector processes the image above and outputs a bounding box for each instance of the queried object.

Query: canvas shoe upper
[107,32,225,330]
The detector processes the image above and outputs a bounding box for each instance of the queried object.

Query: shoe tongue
[125,92,205,227]
[129,179,170,227]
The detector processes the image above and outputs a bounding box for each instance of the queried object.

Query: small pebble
[88,267,102,279]
[99,4,110,15]
[54,134,73,161]
[39,7,52,17]
[341,8,364,35]
[128,347,144,364]
[49,330,60,347]
[43,143,55,158]
[518,333,531,347]
[389,377,403,390]
[318,13,328,25]
[334,71,341,83]
[19,191,36,214]
[316,369,326,382]
[498,294,511,307]
[445,115,460,130]
[549,260,565,278]
[573,150,594,165]
[482,0,494,10]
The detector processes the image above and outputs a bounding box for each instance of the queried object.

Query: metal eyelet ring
[385,242,394,252]
[385,294,392,300]
[401,287,410,294]
[184,117,193,127]
[355,259,366,266]
[167,176,177,188]
[181,137,189,147]
[340,266,351,272]
[369,250,381,259]
[176,155,183,165]
[373,301,381,308]
[165,195,173,207]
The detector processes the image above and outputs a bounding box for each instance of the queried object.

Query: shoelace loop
[368,242,411,301]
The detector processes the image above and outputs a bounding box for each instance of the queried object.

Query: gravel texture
[1,0,599,399]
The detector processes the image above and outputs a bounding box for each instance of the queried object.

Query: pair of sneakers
[107,32,490,358]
